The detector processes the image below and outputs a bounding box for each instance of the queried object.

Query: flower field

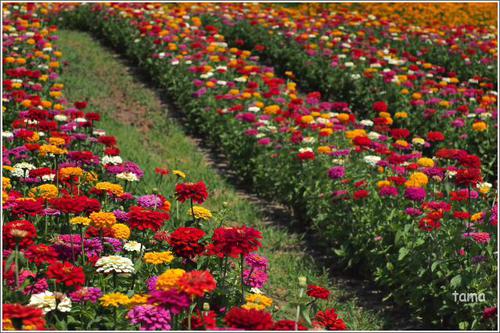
[2,2,498,331]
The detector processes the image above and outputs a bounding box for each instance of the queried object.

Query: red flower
[104,147,120,156]
[483,306,497,320]
[373,101,388,113]
[418,217,441,232]
[353,190,369,200]
[427,131,445,142]
[455,168,482,187]
[3,220,37,249]
[25,244,58,266]
[97,135,117,147]
[155,167,169,176]
[85,225,114,238]
[208,226,262,258]
[47,261,85,288]
[49,196,101,215]
[10,199,44,217]
[168,227,205,258]
[313,308,347,330]
[307,285,330,300]
[297,151,315,160]
[2,303,46,330]
[74,101,88,109]
[184,310,217,330]
[458,154,481,169]
[352,136,371,147]
[177,270,216,297]
[273,319,307,330]
[175,181,208,204]
[127,206,170,232]
[224,307,274,330]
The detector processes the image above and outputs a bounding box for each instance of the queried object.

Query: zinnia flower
[168,227,205,258]
[143,251,174,265]
[2,303,46,331]
[208,226,262,258]
[95,255,135,275]
[224,307,274,330]
[47,261,85,288]
[3,219,37,249]
[177,270,217,298]
[175,181,208,204]
[313,308,347,330]
[307,285,330,300]
[127,304,171,331]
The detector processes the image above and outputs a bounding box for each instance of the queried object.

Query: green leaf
[431,261,439,272]
[450,275,462,288]
[398,247,409,261]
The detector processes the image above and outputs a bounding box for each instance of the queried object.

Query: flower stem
[240,254,245,304]
[14,242,20,289]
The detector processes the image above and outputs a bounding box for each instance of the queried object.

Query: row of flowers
[40,2,497,329]
[193,2,497,178]
[2,3,348,331]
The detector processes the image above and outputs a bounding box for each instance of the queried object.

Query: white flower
[29,291,56,313]
[248,106,260,113]
[93,129,106,136]
[235,76,247,82]
[54,114,68,122]
[2,131,14,138]
[250,288,263,294]
[367,131,381,140]
[302,136,316,144]
[95,255,135,275]
[101,155,122,166]
[116,172,139,182]
[299,147,313,153]
[124,241,143,253]
[11,162,36,178]
[360,120,374,127]
[75,117,87,123]
[344,62,355,67]
[364,155,381,166]
[29,291,71,313]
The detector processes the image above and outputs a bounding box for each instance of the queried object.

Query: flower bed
[3,2,498,330]
[2,3,345,331]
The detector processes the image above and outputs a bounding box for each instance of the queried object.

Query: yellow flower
[412,137,426,145]
[188,206,212,221]
[2,177,11,191]
[95,182,124,196]
[395,112,408,119]
[300,115,314,124]
[128,294,149,307]
[48,137,66,146]
[345,129,367,140]
[471,212,484,222]
[29,184,58,199]
[336,113,350,123]
[264,105,280,115]
[90,212,117,228]
[242,294,273,310]
[100,293,130,307]
[112,223,130,240]
[317,146,332,154]
[417,157,435,168]
[405,172,428,188]
[70,217,91,226]
[173,170,186,179]
[156,269,186,291]
[59,167,83,179]
[472,121,487,132]
[377,180,392,188]
[144,251,175,265]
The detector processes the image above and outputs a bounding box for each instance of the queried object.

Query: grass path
[57,29,385,329]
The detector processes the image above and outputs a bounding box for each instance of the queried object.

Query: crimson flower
[47,261,85,288]
[175,181,208,204]
[208,226,262,258]
[307,285,330,300]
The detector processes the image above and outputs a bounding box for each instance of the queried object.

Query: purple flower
[243,269,268,288]
[328,166,345,180]
[245,253,269,271]
[113,209,129,222]
[147,276,159,292]
[404,187,426,202]
[257,138,272,146]
[405,207,423,217]
[379,186,398,197]
[127,305,171,331]
[23,278,48,295]
[148,289,190,315]
[137,195,163,209]
[69,287,103,303]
